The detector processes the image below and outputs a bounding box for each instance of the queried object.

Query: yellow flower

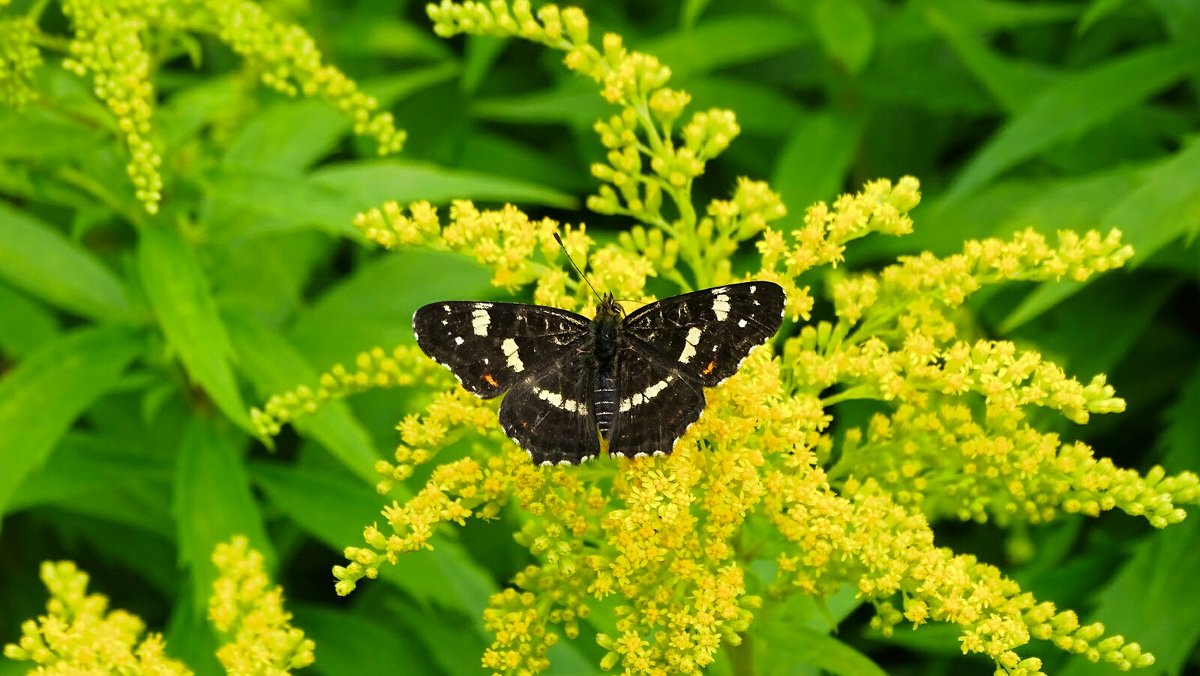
[208,536,315,674]
[4,561,190,674]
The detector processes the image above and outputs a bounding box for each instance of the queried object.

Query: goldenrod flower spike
[39,0,406,214]
[0,15,42,109]
[208,536,316,674]
[3,561,191,674]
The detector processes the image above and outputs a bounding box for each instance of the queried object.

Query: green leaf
[137,226,250,430]
[685,77,806,135]
[0,324,141,518]
[10,433,174,538]
[204,160,577,241]
[223,99,348,173]
[772,112,863,225]
[173,417,272,615]
[291,603,442,676]
[1060,518,1200,676]
[758,625,888,676]
[1078,0,1132,33]
[812,0,876,74]
[0,202,130,321]
[0,282,61,357]
[643,15,810,79]
[1006,273,1175,376]
[943,43,1200,202]
[473,82,608,128]
[924,6,1057,113]
[310,159,578,210]
[225,312,380,483]
[1108,135,1200,265]
[0,108,104,160]
[455,131,590,193]
[250,463,496,617]
[287,249,494,368]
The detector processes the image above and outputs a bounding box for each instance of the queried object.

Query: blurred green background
[1,0,1198,673]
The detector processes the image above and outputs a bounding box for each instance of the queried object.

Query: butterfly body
[413,282,785,465]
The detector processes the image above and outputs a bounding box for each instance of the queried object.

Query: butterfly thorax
[591,293,622,438]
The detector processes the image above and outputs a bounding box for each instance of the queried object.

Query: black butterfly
[412,282,785,465]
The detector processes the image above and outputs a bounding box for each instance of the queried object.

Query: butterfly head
[596,292,623,319]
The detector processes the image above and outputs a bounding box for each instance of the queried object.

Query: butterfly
[412,279,786,465]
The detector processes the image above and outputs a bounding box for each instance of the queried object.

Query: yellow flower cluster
[354,199,656,308]
[3,561,190,674]
[252,344,439,439]
[198,0,405,155]
[428,0,785,291]
[759,176,921,321]
[62,0,164,213]
[832,401,1199,528]
[0,15,42,109]
[208,536,316,674]
[53,0,405,214]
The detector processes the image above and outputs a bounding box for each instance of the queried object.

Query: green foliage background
[1,0,1198,674]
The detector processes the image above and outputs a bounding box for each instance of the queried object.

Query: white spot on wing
[738,319,747,328]
[679,326,702,363]
[454,336,464,345]
[502,338,524,372]
[713,293,731,321]
[471,309,490,336]
[617,376,674,411]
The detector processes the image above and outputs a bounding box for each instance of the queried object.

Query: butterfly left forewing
[413,301,590,398]
[621,281,785,386]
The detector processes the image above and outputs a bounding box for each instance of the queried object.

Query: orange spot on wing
[702,360,716,375]
[483,373,498,387]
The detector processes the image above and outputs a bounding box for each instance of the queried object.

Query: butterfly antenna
[553,232,605,303]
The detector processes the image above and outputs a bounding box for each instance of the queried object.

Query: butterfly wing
[606,345,706,458]
[499,349,601,465]
[607,281,785,457]
[621,281,785,386]
[412,301,590,398]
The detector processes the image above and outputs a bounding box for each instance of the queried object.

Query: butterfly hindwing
[607,343,706,458]
[622,281,785,387]
[499,349,601,465]
[412,301,590,398]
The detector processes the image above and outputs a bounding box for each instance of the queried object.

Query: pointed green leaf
[0,324,141,517]
[173,417,272,615]
[0,202,130,320]
[944,43,1200,202]
[137,226,250,430]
